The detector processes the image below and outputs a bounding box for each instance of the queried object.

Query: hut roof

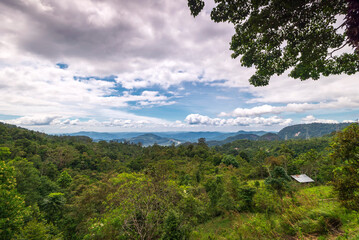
[290,174,314,183]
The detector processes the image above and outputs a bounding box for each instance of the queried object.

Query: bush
[221,155,239,168]
[161,210,186,240]
[253,189,281,214]
[265,166,292,198]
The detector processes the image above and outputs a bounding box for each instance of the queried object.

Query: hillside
[66,123,354,146]
[258,132,280,141]
[278,122,352,139]
[207,133,260,146]
[127,133,182,146]
[66,130,273,146]
[1,122,359,239]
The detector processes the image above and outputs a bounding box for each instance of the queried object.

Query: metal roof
[290,174,314,183]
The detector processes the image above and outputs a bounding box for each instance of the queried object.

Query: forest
[1,122,359,239]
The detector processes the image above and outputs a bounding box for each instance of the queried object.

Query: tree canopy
[188,0,359,86]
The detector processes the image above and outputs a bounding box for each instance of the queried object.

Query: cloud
[220,100,359,118]
[0,64,176,117]
[244,72,359,105]
[301,115,339,124]
[219,105,278,117]
[0,0,249,83]
[0,0,358,133]
[5,115,60,125]
[216,96,231,100]
[185,114,292,127]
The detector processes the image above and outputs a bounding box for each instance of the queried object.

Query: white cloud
[5,115,60,125]
[219,105,278,117]
[216,96,231,100]
[0,63,175,118]
[244,72,359,105]
[185,114,292,127]
[0,0,260,93]
[301,115,339,124]
[0,0,358,133]
[220,99,359,118]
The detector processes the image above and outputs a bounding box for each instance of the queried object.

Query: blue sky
[0,0,358,133]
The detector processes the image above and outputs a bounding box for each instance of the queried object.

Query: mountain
[126,134,182,147]
[278,123,352,140]
[154,132,237,142]
[259,133,280,141]
[68,131,119,141]
[68,131,145,141]
[64,123,355,146]
[66,130,272,143]
[236,130,269,136]
[207,134,260,146]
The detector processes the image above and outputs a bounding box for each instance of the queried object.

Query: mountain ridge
[56,122,357,146]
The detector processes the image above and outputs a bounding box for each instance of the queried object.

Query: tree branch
[328,41,349,57]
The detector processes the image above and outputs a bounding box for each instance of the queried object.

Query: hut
[290,174,314,183]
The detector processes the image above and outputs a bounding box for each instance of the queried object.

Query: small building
[290,174,314,183]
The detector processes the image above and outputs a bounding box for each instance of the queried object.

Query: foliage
[221,155,239,168]
[84,173,182,240]
[161,210,186,240]
[0,147,11,160]
[15,220,63,240]
[10,157,42,205]
[56,170,72,189]
[1,122,359,239]
[265,166,292,198]
[0,160,29,239]
[188,0,359,86]
[332,123,359,210]
[42,193,66,223]
[346,0,359,52]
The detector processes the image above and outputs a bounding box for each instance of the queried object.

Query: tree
[85,173,181,240]
[56,170,73,189]
[10,157,42,205]
[294,149,322,180]
[42,192,66,223]
[204,175,226,213]
[265,166,292,198]
[0,147,11,160]
[15,220,62,240]
[161,210,185,240]
[188,0,359,86]
[0,160,29,239]
[331,123,359,210]
[221,155,239,168]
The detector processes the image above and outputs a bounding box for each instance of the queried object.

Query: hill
[126,133,182,147]
[66,123,353,146]
[258,132,280,141]
[1,121,359,239]
[66,130,272,146]
[278,123,352,140]
[207,133,260,146]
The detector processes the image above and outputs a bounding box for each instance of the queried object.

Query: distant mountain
[259,133,280,141]
[126,134,182,147]
[66,130,272,144]
[68,131,119,141]
[278,123,352,140]
[68,131,145,141]
[154,132,237,142]
[236,130,269,136]
[65,123,355,146]
[207,134,260,146]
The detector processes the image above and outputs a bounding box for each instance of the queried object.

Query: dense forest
[1,122,359,239]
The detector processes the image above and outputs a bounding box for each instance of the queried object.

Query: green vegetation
[188,0,359,86]
[1,122,359,239]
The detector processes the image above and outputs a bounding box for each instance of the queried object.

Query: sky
[0,0,358,133]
